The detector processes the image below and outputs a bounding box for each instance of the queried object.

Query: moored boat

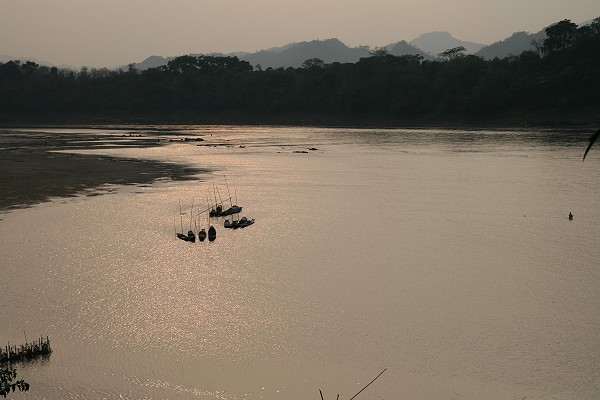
[176,232,191,241]
[238,217,255,228]
[208,225,217,241]
[224,219,239,229]
[175,200,196,243]
[210,204,242,217]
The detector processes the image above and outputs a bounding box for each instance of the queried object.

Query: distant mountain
[238,38,370,69]
[114,19,589,72]
[132,55,172,70]
[475,31,546,59]
[129,39,432,71]
[409,31,486,56]
[385,40,434,60]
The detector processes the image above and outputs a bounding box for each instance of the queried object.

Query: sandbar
[0,128,205,212]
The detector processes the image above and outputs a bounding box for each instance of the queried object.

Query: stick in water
[347,368,387,400]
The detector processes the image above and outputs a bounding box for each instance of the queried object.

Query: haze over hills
[2,16,598,127]
[385,41,435,60]
[237,38,371,69]
[126,32,494,70]
[409,31,486,55]
[474,30,546,59]
[121,27,553,70]
[4,17,590,70]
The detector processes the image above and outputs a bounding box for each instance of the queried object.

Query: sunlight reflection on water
[1,126,599,400]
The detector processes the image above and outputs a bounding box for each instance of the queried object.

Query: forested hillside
[1,18,598,126]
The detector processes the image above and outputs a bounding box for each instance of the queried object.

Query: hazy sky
[1,0,599,67]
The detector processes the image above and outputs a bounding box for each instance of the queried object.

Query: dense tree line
[1,18,599,126]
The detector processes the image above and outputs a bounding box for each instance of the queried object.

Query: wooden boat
[238,217,255,228]
[175,201,195,242]
[225,216,254,229]
[210,204,242,217]
[224,219,238,229]
[221,205,242,216]
[209,204,223,217]
[176,232,191,241]
[209,178,242,217]
[208,225,217,241]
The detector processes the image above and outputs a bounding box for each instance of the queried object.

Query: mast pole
[224,175,233,207]
[215,184,224,207]
[189,199,194,231]
[212,183,218,209]
[179,200,184,234]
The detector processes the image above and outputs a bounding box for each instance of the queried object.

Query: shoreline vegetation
[1,112,598,129]
[1,336,51,363]
[1,18,599,128]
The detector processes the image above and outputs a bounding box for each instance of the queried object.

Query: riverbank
[1,122,596,214]
[0,128,205,212]
[1,108,599,130]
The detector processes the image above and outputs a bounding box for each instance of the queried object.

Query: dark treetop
[1,18,599,127]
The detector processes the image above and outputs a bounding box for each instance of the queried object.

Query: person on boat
[569,212,573,220]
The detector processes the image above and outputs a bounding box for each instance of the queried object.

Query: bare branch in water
[583,128,600,161]
[348,368,387,400]
[319,368,386,400]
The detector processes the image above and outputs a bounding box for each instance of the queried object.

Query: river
[1,125,599,400]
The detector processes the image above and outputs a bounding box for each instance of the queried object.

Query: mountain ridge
[475,30,546,59]
[4,18,594,70]
[409,31,485,55]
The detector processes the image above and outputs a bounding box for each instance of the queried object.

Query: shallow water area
[1,125,599,400]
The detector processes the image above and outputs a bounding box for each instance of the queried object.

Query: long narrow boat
[224,219,239,229]
[209,203,242,217]
[238,216,255,228]
[176,201,194,242]
[177,232,191,241]
[209,178,243,217]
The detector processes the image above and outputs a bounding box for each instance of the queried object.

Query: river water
[1,126,599,400]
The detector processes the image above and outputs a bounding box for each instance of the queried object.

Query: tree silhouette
[542,19,578,55]
[0,366,29,398]
[369,47,389,57]
[438,46,466,61]
[0,17,598,125]
[302,58,325,69]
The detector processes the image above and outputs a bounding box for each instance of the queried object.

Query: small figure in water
[569,212,573,220]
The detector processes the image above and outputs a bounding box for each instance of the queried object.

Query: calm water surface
[1,126,599,400]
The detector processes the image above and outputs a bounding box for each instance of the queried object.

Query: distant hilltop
[127,29,549,70]
[130,31,546,70]
[11,18,595,69]
[409,31,485,55]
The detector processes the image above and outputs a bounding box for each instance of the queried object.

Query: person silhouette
[569,212,573,220]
